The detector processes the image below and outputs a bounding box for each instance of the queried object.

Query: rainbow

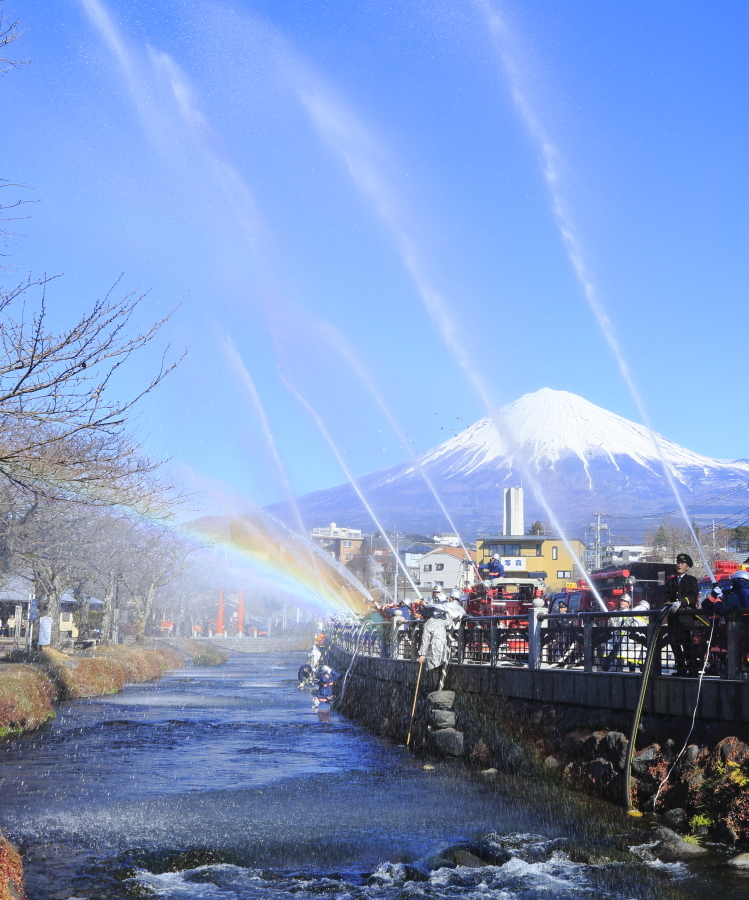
[184,511,370,617]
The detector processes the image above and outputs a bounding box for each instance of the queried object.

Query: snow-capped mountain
[267,389,749,540]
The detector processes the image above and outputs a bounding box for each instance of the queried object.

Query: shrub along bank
[0,664,57,740]
[0,834,24,900]
[39,646,185,700]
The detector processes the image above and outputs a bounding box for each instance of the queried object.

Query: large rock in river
[427,691,455,710]
[429,728,464,756]
[650,827,708,861]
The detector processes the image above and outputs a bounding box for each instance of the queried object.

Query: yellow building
[476,534,586,593]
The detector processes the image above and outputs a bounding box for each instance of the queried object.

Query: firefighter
[665,553,700,677]
[711,569,749,613]
[312,665,338,708]
[479,554,505,579]
[418,590,465,688]
[601,594,632,671]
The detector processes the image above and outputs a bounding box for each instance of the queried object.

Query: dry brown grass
[41,646,185,701]
[0,834,24,900]
[0,664,56,739]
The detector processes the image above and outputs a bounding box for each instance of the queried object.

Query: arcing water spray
[477,0,714,580]
[280,375,423,599]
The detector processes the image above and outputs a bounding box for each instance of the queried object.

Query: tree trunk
[100,574,116,644]
[49,589,62,649]
[137,582,157,640]
[79,596,91,638]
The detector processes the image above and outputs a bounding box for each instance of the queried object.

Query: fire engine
[464,575,546,617]
[577,561,677,612]
[698,559,749,600]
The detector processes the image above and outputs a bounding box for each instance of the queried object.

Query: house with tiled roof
[418,546,477,591]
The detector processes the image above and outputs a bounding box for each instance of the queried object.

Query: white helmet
[449,589,462,599]
[492,554,501,560]
[320,665,331,674]
[732,570,749,582]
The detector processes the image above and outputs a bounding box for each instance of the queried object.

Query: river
[0,652,745,899]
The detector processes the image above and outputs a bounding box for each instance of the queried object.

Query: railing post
[410,623,418,661]
[490,618,498,667]
[727,617,740,680]
[584,617,593,673]
[379,624,387,658]
[528,600,543,670]
[456,621,465,664]
[647,616,662,676]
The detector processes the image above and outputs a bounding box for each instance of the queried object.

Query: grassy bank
[0,646,189,735]
[171,640,229,667]
[0,664,56,740]
[0,833,24,900]
[40,646,185,700]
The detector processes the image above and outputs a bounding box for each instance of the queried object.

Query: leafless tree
[0,2,27,76]
[0,277,184,509]
[119,523,195,639]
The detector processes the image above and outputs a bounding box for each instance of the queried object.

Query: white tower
[502,487,524,536]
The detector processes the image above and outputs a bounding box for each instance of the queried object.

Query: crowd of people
[544,553,749,677]
[299,553,749,707]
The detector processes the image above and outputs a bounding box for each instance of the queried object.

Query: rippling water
[0,653,744,899]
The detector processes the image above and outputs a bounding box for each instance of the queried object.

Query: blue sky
[2,0,746,517]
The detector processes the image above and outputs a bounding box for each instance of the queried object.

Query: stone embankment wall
[0,640,226,899]
[331,647,749,851]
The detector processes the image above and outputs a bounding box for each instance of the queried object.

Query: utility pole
[392,531,402,602]
[588,513,610,570]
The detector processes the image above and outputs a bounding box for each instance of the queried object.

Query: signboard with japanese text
[500,558,526,571]
[38,616,52,646]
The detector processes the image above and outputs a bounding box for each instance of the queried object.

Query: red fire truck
[698,559,748,601]
[464,576,546,617]
[575,561,678,612]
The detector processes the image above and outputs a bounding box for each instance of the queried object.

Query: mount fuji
[268,389,749,540]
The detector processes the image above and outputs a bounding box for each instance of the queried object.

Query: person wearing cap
[479,554,505,579]
[389,598,414,655]
[708,569,749,615]
[602,594,633,671]
[312,665,338,708]
[665,553,700,677]
[418,589,459,687]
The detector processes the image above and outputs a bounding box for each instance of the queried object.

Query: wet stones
[430,728,464,756]
[716,736,749,767]
[650,826,708,861]
[429,709,456,729]
[583,730,606,759]
[561,730,587,756]
[589,758,616,787]
[631,745,659,777]
[663,808,688,830]
[426,841,511,870]
[427,690,455,710]
[426,690,463,756]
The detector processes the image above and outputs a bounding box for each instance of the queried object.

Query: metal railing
[327,609,749,679]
